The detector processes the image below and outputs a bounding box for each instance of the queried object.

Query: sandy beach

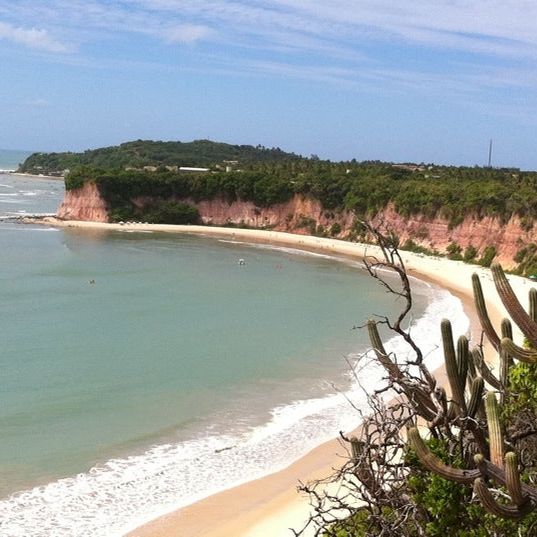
[6,171,64,181]
[31,218,530,537]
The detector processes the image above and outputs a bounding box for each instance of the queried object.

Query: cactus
[368,320,437,421]
[491,264,537,347]
[456,335,470,390]
[361,259,537,522]
[473,478,531,519]
[407,427,480,484]
[403,266,537,521]
[471,348,502,390]
[472,272,500,350]
[367,319,404,382]
[530,288,537,323]
[442,319,468,417]
[500,337,537,364]
[501,318,513,341]
[505,452,525,507]
[485,392,504,467]
[466,377,484,419]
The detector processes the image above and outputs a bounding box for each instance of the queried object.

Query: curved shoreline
[27,218,529,536]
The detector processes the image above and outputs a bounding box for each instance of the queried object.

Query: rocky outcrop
[57,183,533,267]
[57,182,109,222]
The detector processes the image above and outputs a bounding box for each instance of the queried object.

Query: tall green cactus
[485,392,504,467]
[442,319,468,417]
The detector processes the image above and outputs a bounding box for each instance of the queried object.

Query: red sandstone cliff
[57,183,531,267]
[58,182,109,222]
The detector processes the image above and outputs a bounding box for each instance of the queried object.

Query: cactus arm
[499,347,510,405]
[500,337,537,364]
[466,377,484,419]
[530,288,537,323]
[491,264,537,347]
[501,318,513,340]
[471,349,502,390]
[505,452,526,507]
[466,344,477,384]
[408,427,480,483]
[442,319,467,416]
[499,320,515,382]
[485,392,504,468]
[456,335,469,391]
[472,273,500,350]
[473,478,531,519]
[368,320,437,420]
[368,320,404,381]
[475,455,537,503]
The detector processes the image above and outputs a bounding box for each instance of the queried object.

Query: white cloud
[0,20,69,52]
[26,98,50,107]
[2,0,537,100]
[163,24,211,44]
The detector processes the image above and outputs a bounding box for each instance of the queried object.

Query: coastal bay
[2,174,529,536]
[32,218,522,537]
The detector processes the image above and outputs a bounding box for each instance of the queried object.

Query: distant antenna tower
[487,139,493,168]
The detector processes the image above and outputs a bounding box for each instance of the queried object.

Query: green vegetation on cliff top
[63,154,537,227]
[19,139,301,174]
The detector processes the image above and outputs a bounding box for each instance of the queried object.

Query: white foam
[0,279,468,536]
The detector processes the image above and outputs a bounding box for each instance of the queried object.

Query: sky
[0,1,536,168]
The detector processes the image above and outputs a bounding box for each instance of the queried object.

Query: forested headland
[27,139,537,275]
[18,139,301,175]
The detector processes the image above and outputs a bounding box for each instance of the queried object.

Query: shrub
[478,245,497,267]
[330,222,342,236]
[463,245,477,263]
[296,215,317,235]
[446,242,463,260]
[402,239,436,256]
[143,201,200,225]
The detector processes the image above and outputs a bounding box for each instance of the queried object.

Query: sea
[0,149,33,172]
[0,150,469,536]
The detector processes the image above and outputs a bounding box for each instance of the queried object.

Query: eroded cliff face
[58,184,531,267]
[57,182,109,222]
[369,206,528,266]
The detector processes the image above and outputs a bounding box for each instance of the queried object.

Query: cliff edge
[57,182,534,268]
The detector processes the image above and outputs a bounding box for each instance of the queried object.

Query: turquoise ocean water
[0,171,469,536]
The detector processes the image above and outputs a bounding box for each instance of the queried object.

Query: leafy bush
[478,245,497,267]
[330,223,342,236]
[143,201,200,224]
[514,243,537,276]
[446,242,463,260]
[109,200,199,225]
[402,239,437,256]
[463,245,478,263]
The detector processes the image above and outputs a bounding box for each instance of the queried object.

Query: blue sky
[1,1,536,168]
